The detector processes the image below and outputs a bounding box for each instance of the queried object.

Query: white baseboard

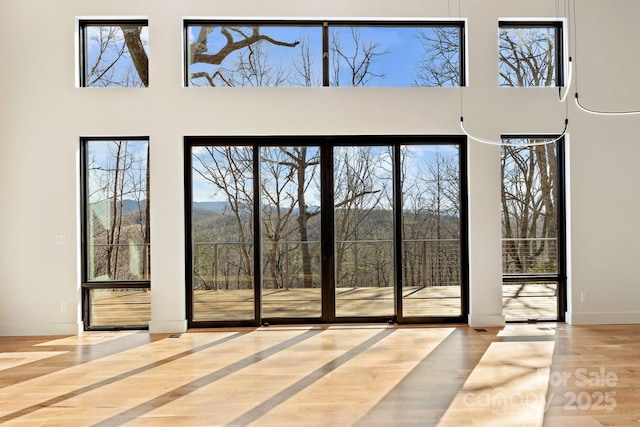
[565,311,640,325]
[148,319,188,334]
[0,321,82,337]
[468,314,506,328]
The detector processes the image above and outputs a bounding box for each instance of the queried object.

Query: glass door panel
[191,146,255,321]
[334,146,394,317]
[260,146,322,318]
[401,145,462,317]
[501,138,562,321]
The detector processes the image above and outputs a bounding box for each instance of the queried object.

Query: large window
[79,20,149,87]
[498,21,563,87]
[184,21,465,87]
[501,137,565,321]
[186,136,467,327]
[81,138,151,329]
[328,24,464,87]
[186,23,322,87]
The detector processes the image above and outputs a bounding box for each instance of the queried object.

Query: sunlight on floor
[0,327,455,426]
[0,351,67,372]
[437,327,555,427]
[35,331,140,347]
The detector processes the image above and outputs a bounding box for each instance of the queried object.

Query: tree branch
[190,26,299,66]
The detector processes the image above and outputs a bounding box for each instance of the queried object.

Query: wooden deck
[90,284,556,327]
[1,324,638,426]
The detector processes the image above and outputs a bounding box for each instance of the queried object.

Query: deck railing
[191,239,461,290]
[501,237,558,274]
[86,237,558,285]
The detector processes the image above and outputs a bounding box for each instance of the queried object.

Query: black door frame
[501,136,567,322]
[185,135,469,328]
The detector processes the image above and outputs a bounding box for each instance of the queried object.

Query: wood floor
[1,324,639,426]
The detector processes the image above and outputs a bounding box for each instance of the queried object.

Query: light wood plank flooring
[1,324,639,426]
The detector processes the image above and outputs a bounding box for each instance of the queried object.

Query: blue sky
[85,23,462,87]
[85,26,149,87]
[191,144,459,205]
[187,24,460,87]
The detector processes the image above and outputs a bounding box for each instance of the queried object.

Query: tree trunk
[122,26,149,87]
[295,147,314,288]
[143,143,150,279]
[106,142,123,278]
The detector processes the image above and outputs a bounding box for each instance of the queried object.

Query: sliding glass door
[190,145,256,322]
[400,145,463,318]
[260,146,322,319]
[334,145,394,317]
[186,136,468,327]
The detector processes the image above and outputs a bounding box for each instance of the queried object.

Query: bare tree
[233,39,291,87]
[414,27,462,86]
[84,25,151,285]
[293,37,320,87]
[188,26,300,87]
[275,147,321,288]
[497,28,559,273]
[86,25,148,87]
[88,141,149,280]
[259,147,321,289]
[330,28,388,86]
[193,147,254,288]
[122,26,149,86]
[502,142,557,273]
[128,143,151,279]
[85,25,150,283]
[334,147,388,287]
[401,147,461,288]
[193,146,322,290]
[499,27,556,87]
[260,148,299,289]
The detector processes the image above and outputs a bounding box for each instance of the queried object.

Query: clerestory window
[498,21,563,87]
[79,20,149,87]
[184,20,465,87]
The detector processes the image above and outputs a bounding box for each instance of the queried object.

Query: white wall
[1,0,639,335]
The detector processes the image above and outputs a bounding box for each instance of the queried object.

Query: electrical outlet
[580,291,589,303]
[56,234,67,245]
[60,302,67,312]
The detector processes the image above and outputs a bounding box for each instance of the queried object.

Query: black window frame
[80,136,151,331]
[498,20,564,87]
[183,20,466,88]
[327,20,466,87]
[79,19,149,88]
[500,135,567,322]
